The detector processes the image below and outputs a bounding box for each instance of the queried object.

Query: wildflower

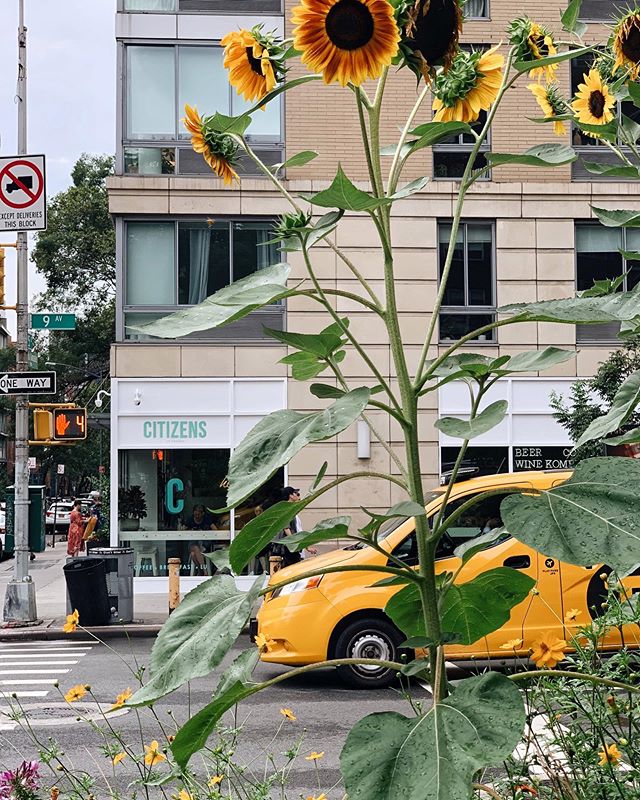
[63,609,80,633]
[0,761,40,799]
[500,638,523,651]
[599,742,622,766]
[112,687,133,709]
[292,0,400,87]
[613,10,640,80]
[432,45,503,123]
[305,751,325,761]
[398,0,462,83]
[209,775,224,786]
[564,608,581,624]
[182,105,239,186]
[306,795,327,800]
[530,634,567,669]
[508,17,558,82]
[255,632,277,653]
[528,83,567,136]
[144,740,167,766]
[572,69,616,127]
[280,707,297,721]
[222,26,285,103]
[112,753,126,766]
[64,684,87,703]
[174,791,192,800]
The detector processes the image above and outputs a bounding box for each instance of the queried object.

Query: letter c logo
[166,478,184,514]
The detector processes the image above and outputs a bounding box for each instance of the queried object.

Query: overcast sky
[0,0,116,336]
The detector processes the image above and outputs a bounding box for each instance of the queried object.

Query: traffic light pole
[3,0,36,623]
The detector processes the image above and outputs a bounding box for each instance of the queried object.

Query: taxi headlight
[273,575,323,598]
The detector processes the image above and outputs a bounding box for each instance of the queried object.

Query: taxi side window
[390,530,419,567]
[435,492,509,559]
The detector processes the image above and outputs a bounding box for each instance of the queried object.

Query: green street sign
[30,313,76,330]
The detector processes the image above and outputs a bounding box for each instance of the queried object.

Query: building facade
[109,0,640,591]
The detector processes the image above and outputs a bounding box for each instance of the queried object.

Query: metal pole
[3,0,36,622]
[168,558,181,614]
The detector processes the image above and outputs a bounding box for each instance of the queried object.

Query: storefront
[110,377,286,592]
[438,377,575,478]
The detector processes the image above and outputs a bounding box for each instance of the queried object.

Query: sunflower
[432,45,503,123]
[613,10,640,80]
[221,26,285,103]
[183,104,239,186]
[397,0,462,83]
[291,0,400,86]
[508,17,558,82]
[528,82,568,136]
[571,69,616,127]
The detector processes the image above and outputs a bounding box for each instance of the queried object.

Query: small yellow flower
[64,684,87,703]
[255,632,276,653]
[209,775,224,787]
[112,752,126,766]
[306,795,327,800]
[63,609,80,633]
[305,751,325,761]
[280,707,296,721]
[144,740,167,766]
[500,638,523,651]
[112,687,133,709]
[530,634,567,669]
[564,608,581,624]
[174,791,192,800]
[599,742,622,767]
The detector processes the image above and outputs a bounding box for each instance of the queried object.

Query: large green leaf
[574,118,619,143]
[454,527,509,566]
[628,80,640,110]
[576,370,640,447]
[408,121,473,153]
[128,576,261,706]
[171,649,259,769]
[500,288,640,324]
[227,387,370,508]
[593,207,640,228]
[359,501,426,539]
[501,457,640,574]
[300,164,392,211]
[204,111,251,136]
[514,45,592,73]
[129,263,292,338]
[341,672,526,800]
[272,150,318,172]
[486,144,577,168]
[562,0,586,35]
[285,516,351,551]
[280,351,333,380]
[605,427,640,446]
[229,499,307,573]
[385,583,424,638]
[497,347,576,374]
[435,400,508,440]
[267,329,342,357]
[441,568,535,645]
[390,176,430,199]
[582,162,640,179]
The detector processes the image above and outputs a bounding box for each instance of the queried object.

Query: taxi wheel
[334,618,404,689]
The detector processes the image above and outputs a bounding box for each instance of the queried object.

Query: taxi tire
[334,618,404,689]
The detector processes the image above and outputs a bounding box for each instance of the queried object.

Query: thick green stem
[388,83,430,196]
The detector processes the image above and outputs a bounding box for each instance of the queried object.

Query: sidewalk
[0,544,169,641]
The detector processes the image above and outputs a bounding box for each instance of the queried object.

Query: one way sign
[0,371,56,395]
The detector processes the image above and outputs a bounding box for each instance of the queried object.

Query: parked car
[45,499,91,534]
[255,469,640,688]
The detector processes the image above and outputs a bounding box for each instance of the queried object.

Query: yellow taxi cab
[256,470,640,688]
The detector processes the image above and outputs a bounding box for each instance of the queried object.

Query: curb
[0,621,163,642]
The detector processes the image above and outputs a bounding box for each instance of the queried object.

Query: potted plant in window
[118,486,147,532]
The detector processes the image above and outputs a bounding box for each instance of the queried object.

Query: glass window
[232,92,282,138]
[435,492,509,559]
[578,0,617,21]
[124,147,175,175]
[464,0,489,17]
[124,0,176,9]
[441,446,510,478]
[576,224,640,292]
[127,47,175,139]
[233,221,279,281]
[178,48,228,138]
[439,221,494,341]
[126,223,176,305]
[433,111,489,180]
[178,221,230,304]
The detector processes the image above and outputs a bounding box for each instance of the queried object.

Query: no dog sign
[0,154,46,232]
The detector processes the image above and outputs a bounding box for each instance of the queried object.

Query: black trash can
[63,558,111,626]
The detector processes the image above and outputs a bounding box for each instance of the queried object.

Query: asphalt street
[0,635,432,799]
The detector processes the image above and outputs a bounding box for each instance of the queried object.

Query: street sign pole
[4,0,36,622]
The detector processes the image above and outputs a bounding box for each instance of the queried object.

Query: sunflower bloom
[571,69,616,127]
[305,751,325,761]
[599,742,622,767]
[508,17,558,82]
[144,740,166,766]
[64,684,87,703]
[182,104,239,186]
[280,707,297,721]
[528,82,567,136]
[564,608,581,624]
[63,609,79,633]
[613,11,640,80]
[530,634,567,669]
[433,45,504,123]
[221,27,280,103]
[500,638,523,651]
[112,753,126,766]
[400,0,462,83]
[292,0,400,87]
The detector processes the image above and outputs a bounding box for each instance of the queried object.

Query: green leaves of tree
[435,400,508,440]
[341,672,525,800]
[127,575,261,706]
[576,369,640,446]
[501,457,640,574]
[226,387,370,508]
[486,144,577,168]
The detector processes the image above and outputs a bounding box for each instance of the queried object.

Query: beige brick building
[109,0,638,591]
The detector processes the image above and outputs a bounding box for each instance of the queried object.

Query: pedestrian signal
[53,408,87,441]
[33,408,53,440]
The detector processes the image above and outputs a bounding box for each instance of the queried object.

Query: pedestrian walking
[83,491,104,544]
[66,499,85,557]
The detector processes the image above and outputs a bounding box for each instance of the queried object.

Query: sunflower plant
[126,1,640,798]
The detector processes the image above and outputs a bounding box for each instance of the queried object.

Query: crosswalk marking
[0,690,49,698]
[0,652,88,658]
[1,679,59,685]
[0,660,80,666]
[0,669,70,675]
[0,641,92,703]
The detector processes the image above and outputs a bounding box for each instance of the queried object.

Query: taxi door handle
[503,555,531,570]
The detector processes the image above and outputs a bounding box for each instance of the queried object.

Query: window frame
[437,219,497,343]
[577,0,617,22]
[119,0,285,14]
[464,0,490,20]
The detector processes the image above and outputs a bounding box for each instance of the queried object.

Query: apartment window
[122,1,283,12]
[433,111,489,179]
[576,223,640,342]
[124,0,176,10]
[464,0,489,19]
[578,0,617,21]
[439,221,495,341]
[123,219,282,340]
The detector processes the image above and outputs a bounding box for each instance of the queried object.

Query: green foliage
[500,289,640,325]
[513,45,592,73]
[486,143,577,168]
[301,164,394,211]
[229,499,307,572]
[593,207,640,227]
[284,516,351,551]
[435,399,508,439]
[575,370,640,447]
[117,485,147,521]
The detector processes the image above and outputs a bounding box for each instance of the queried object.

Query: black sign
[53,408,87,440]
[0,370,56,395]
[513,446,572,472]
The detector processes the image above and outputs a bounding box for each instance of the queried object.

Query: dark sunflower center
[245,46,264,75]
[589,89,606,118]
[410,0,458,66]
[325,0,375,51]
[621,20,640,62]
[532,34,549,57]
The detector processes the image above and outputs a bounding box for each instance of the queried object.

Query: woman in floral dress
[66,499,85,557]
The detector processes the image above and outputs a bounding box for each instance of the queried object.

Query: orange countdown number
[53,409,87,440]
